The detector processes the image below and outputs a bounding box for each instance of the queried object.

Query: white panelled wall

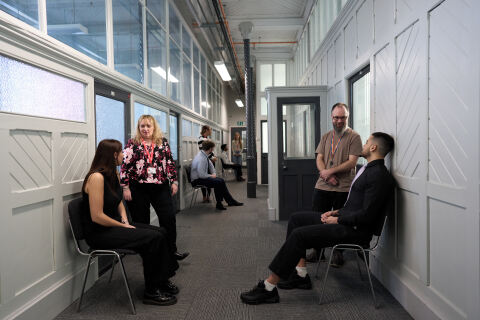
[295,0,480,319]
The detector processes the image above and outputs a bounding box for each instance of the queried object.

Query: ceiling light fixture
[214,61,232,81]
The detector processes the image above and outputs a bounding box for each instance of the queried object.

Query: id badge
[147,167,156,175]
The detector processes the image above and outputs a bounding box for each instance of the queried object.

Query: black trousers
[312,189,349,212]
[127,182,177,253]
[85,223,179,292]
[268,211,371,280]
[192,177,235,204]
[223,163,243,180]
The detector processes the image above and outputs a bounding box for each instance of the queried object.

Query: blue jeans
[232,154,242,165]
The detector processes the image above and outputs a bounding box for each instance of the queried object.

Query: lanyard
[330,131,345,165]
[142,139,155,164]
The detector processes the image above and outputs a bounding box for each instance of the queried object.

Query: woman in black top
[82,139,179,306]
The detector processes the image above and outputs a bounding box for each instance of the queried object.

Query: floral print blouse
[120,138,177,186]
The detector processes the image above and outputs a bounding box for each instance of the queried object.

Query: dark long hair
[82,139,122,193]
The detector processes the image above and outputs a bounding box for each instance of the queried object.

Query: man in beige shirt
[308,103,362,266]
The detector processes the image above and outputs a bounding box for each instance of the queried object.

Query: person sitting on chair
[219,144,245,181]
[191,140,244,210]
[82,139,179,306]
[240,132,396,305]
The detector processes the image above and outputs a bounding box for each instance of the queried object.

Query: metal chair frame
[68,198,136,314]
[219,158,236,181]
[184,165,215,207]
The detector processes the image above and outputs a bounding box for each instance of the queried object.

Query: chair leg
[77,255,93,312]
[319,248,335,305]
[361,249,378,308]
[108,255,117,283]
[355,251,364,280]
[117,254,136,315]
[315,248,325,279]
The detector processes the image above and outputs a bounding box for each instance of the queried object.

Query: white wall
[296,0,480,319]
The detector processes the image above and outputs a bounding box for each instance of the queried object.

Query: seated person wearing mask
[240,132,396,305]
[191,140,244,210]
[218,144,245,181]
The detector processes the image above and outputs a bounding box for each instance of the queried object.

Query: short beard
[334,125,347,135]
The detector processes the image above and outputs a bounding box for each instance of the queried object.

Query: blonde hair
[134,114,164,145]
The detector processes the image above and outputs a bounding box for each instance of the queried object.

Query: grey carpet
[56,181,412,320]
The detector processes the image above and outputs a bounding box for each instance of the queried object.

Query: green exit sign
[237,121,244,126]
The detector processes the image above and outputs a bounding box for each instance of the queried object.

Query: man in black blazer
[240,132,396,305]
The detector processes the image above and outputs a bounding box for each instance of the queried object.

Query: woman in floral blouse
[120,114,189,261]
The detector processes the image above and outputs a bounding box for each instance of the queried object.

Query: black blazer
[338,159,395,236]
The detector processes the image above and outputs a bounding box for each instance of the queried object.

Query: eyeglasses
[332,116,347,121]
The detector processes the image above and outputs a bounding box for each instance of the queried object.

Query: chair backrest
[372,185,396,236]
[68,197,90,255]
[184,164,193,184]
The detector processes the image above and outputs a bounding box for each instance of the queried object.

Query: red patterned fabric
[120,139,177,186]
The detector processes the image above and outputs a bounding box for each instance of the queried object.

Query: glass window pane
[282,104,316,159]
[95,95,125,145]
[134,102,167,134]
[194,69,200,113]
[182,119,191,137]
[193,122,200,137]
[274,64,286,86]
[193,43,199,68]
[201,76,207,117]
[201,54,206,77]
[260,64,272,91]
[169,39,181,103]
[47,0,106,64]
[261,122,268,153]
[169,3,181,44]
[260,97,268,116]
[1,0,38,28]
[146,0,165,27]
[113,0,143,83]
[169,114,178,160]
[208,84,213,119]
[352,72,371,155]
[147,12,167,95]
[0,54,85,121]
[182,55,192,109]
[182,27,191,57]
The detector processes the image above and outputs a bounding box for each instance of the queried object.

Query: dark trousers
[201,187,211,198]
[269,211,370,279]
[312,189,349,212]
[223,163,243,180]
[85,223,179,292]
[192,177,235,204]
[127,182,177,253]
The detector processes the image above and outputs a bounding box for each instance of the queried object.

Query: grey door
[278,97,320,220]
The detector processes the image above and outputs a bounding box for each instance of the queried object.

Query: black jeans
[268,211,370,279]
[127,182,177,253]
[192,177,235,204]
[312,189,349,212]
[223,163,243,180]
[85,223,179,292]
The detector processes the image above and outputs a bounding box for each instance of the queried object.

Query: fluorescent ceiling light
[235,99,244,107]
[152,66,179,83]
[201,102,211,108]
[48,24,89,35]
[214,61,232,81]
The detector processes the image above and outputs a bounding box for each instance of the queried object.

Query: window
[349,65,370,164]
[1,0,38,28]
[47,0,106,64]
[146,0,166,27]
[168,3,181,44]
[274,64,286,86]
[169,39,181,103]
[169,114,178,160]
[147,12,167,95]
[134,102,168,135]
[182,119,192,137]
[182,55,192,109]
[95,95,125,145]
[260,64,272,92]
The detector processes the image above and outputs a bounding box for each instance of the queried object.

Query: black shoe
[277,273,312,290]
[216,203,227,210]
[143,290,177,306]
[174,252,189,261]
[228,201,243,206]
[240,281,280,305]
[330,251,344,268]
[158,280,179,295]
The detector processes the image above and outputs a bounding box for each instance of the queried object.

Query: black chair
[184,164,213,207]
[315,212,392,308]
[219,158,236,180]
[67,198,136,314]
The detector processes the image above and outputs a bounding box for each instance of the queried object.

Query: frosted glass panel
[169,39,181,103]
[274,64,286,86]
[95,95,125,145]
[352,71,370,165]
[261,97,267,116]
[194,69,200,113]
[192,123,200,137]
[182,119,192,137]
[47,0,106,64]
[113,0,143,83]
[169,3,181,44]
[147,12,167,95]
[260,64,272,91]
[134,102,168,134]
[182,56,192,109]
[0,55,85,121]
[282,104,316,159]
[169,114,178,160]
[0,0,38,28]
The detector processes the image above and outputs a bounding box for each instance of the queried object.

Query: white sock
[264,279,276,291]
[296,266,307,278]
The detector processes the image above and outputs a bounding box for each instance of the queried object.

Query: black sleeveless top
[82,172,122,236]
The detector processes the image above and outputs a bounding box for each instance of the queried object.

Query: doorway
[230,127,246,166]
